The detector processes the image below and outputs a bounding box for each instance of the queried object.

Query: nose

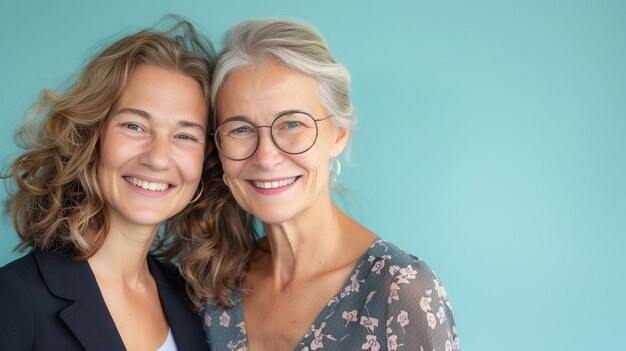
[252,126,284,169]
[138,134,173,170]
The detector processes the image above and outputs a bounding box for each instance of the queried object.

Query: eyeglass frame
[212,111,334,161]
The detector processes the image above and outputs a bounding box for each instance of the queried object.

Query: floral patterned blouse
[203,239,460,351]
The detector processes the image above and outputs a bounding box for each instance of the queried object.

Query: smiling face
[98,64,207,232]
[216,61,349,225]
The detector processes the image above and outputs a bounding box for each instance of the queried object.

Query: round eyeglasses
[213,112,333,161]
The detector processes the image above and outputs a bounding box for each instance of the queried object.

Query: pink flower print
[452,326,460,350]
[361,335,381,351]
[367,255,375,263]
[387,335,399,350]
[226,341,240,351]
[386,316,393,334]
[427,312,436,329]
[350,279,360,293]
[310,334,324,350]
[397,310,409,330]
[360,316,379,332]
[236,321,246,335]
[388,265,400,276]
[396,265,417,284]
[341,273,362,297]
[219,311,230,327]
[388,282,400,304]
[327,296,339,306]
[204,314,212,327]
[420,296,432,312]
[340,285,351,298]
[312,321,326,339]
[371,260,385,274]
[445,339,453,351]
[342,310,358,326]
[436,305,446,324]
[435,278,448,301]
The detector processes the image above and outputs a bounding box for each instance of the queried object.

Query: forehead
[216,61,323,121]
[112,65,208,126]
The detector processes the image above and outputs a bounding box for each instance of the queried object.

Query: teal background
[2,1,625,349]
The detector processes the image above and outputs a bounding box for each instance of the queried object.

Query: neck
[88,221,158,286]
[260,198,372,289]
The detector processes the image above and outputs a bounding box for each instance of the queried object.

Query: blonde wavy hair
[3,18,224,267]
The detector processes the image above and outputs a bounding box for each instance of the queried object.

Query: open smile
[252,176,299,189]
[125,176,171,191]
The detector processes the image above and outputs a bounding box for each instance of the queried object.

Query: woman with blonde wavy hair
[187,18,460,351]
[0,18,222,350]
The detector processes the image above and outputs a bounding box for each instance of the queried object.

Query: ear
[330,126,350,157]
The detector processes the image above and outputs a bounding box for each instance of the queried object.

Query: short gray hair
[211,18,354,130]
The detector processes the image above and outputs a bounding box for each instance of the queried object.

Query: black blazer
[0,250,207,350]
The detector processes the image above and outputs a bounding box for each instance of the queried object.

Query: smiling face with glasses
[215,61,349,224]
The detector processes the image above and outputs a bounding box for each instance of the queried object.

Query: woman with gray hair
[186,18,459,350]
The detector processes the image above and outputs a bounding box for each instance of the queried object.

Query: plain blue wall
[2,1,625,349]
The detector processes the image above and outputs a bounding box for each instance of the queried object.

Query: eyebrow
[220,109,307,124]
[114,107,207,131]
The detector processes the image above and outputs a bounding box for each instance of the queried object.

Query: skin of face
[216,61,349,225]
[98,64,208,232]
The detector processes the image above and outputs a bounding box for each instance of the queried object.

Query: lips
[252,177,298,189]
[125,176,170,191]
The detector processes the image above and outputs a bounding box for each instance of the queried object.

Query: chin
[251,211,295,225]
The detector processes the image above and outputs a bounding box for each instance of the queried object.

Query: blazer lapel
[34,250,126,351]
[148,256,207,350]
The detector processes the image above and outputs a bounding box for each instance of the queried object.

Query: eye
[284,121,303,129]
[235,126,253,134]
[120,122,144,131]
[276,119,308,133]
[226,125,256,138]
[176,134,198,142]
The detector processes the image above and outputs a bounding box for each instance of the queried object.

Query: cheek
[98,131,134,172]
[183,150,206,181]
[97,146,120,180]
[306,159,327,187]
[298,146,331,176]
[219,156,243,178]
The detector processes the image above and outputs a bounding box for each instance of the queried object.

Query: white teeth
[253,177,297,189]
[125,177,170,191]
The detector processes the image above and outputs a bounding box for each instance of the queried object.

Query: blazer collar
[34,250,205,351]
[148,256,207,350]
[34,250,126,350]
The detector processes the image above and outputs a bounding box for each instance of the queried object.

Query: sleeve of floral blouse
[384,259,460,351]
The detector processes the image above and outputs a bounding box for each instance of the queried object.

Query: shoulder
[0,253,39,348]
[0,252,39,291]
[368,240,460,350]
[365,239,453,315]
[367,239,438,282]
[1,251,37,274]
[0,249,91,301]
